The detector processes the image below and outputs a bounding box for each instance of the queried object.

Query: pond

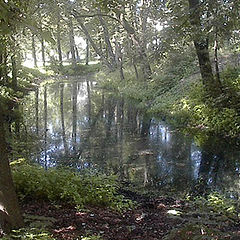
[23,77,240,197]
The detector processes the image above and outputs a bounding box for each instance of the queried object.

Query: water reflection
[23,78,240,196]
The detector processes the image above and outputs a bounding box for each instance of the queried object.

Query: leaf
[41,30,55,44]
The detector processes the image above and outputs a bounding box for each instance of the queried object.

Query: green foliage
[47,63,101,76]
[164,193,239,239]
[164,223,227,240]
[19,66,48,82]
[159,66,240,137]
[190,193,238,220]
[2,228,55,240]
[81,235,102,240]
[23,214,56,229]
[9,135,41,163]
[12,164,133,211]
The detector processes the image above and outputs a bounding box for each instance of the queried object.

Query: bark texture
[188,0,222,96]
[0,104,23,233]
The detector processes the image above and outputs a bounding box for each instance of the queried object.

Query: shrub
[12,164,133,211]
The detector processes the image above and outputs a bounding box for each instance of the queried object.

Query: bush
[47,63,101,76]
[12,164,133,211]
[162,66,240,137]
[164,193,239,240]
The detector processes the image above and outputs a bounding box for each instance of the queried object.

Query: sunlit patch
[167,209,181,215]
[76,212,87,217]
[0,203,5,212]
[135,212,147,222]
[54,225,76,233]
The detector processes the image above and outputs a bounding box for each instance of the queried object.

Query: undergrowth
[164,192,240,239]
[11,163,134,212]
[151,67,240,137]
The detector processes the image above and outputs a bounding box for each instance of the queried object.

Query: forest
[0,0,240,239]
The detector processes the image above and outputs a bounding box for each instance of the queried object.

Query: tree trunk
[188,0,221,96]
[69,18,77,66]
[74,16,115,71]
[57,20,63,67]
[31,34,37,68]
[122,17,152,80]
[115,40,125,81]
[40,37,46,67]
[11,54,17,90]
[86,38,89,65]
[214,30,221,86]
[35,89,39,136]
[2,48,8,84]
[100,91,105,119]
[0,104,23,233]
[141,113,151,136]
[98,9,117,68]
[75,46,80,62]
[11,51,20,137]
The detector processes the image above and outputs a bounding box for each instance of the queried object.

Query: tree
[0,103,23,233]
[188,0,222,96]
[0,0,27,232]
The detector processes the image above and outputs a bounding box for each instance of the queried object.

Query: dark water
[23,78,240,197]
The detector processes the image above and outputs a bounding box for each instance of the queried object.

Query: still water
[24,78,240,196]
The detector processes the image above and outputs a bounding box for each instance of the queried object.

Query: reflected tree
[72,82,78,153]
[60,84,69,156]
[86,80,92,121]
[44,86,47,169]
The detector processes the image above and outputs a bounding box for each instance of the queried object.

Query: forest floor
[21,190,240,240]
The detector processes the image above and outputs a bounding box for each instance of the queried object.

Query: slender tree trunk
[0,53,3,82]
[117,97,124,126]
[0,104,24,233]
[57,20,63,67]
[98,9,117,68]
[60,84,69,156]
[100,91,105,119]
[11,50,20,137]
[115,41,125,81]
[32,34,37,68]
[133,62,139,80]
[214,30,221,86]
[2,48,8,84]
[69,18,77,66]
[86,38,89,65]
[141,113,151,136]
[122,17,152,80]
[74,16,115,71]
[44,86,47,169]
[40,37,46,67]
[75,47,80,61]
[35,89,39,136]
[72,82,77,153]
[11,54,18,139]
[11,54,17,90]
